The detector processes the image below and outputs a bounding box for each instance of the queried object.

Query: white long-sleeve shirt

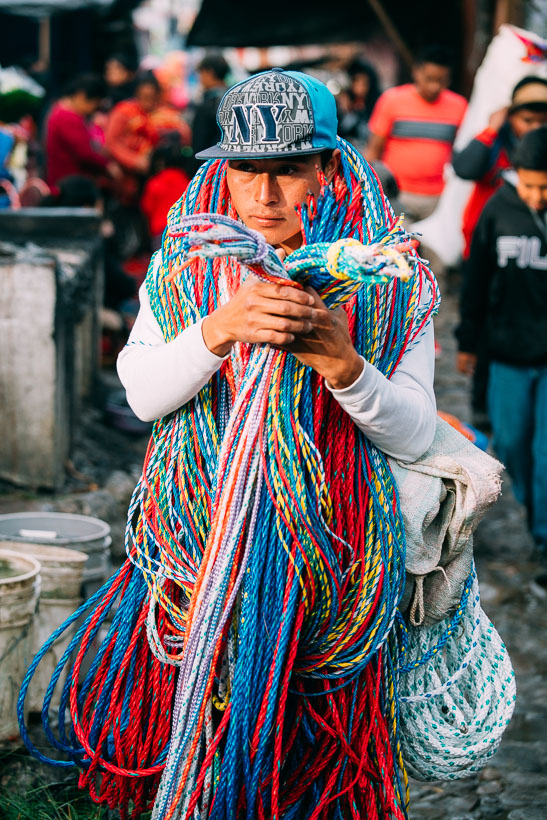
[118,274,437,462]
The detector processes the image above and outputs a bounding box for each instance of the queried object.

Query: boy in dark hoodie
[456,127,547,564]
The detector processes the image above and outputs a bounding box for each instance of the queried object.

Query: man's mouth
[251,215,284,226]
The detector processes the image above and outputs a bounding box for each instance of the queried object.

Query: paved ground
[408,269,547,819]
[1,268,546,819]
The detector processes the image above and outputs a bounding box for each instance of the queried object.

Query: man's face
[199,68,218,90]
[516,168,547,211]
[136,83,160,113]
[74,92,101,117]
[413,62,450,103]
[351,73,370,99]
[106,59,132,87]
[226,153,339,253]
[509,108,547,139]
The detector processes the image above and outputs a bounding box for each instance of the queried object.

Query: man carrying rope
[113,69,439,820]
[17,69,446,820]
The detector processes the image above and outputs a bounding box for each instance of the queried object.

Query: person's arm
[117,276,229,422]
[118,252,320,420]
[455,208,495,371]
[452,110,507,180]
[59,112,109,171]
[105,105,148,173]
[327,323,436,461]
[364,132,386,162]
[364,92,390,162]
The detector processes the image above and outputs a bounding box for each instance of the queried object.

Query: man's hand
[202,279,363,390]
[456,352,477,375]
[284,287,364,389]
[202,277,321,357]
[488,106,509,133]
[107,161,123,180]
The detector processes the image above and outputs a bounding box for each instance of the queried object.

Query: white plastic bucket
[0,541,88,713]
[0,549,40,742]
[0,512,111,601]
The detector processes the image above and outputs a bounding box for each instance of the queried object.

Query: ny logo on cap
[230,104,287,145]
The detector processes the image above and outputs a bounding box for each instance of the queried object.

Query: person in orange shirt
[366,46,467,222]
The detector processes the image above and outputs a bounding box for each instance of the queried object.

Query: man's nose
[255,173,278,205]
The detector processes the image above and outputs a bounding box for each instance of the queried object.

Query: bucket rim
[0,549,41,585]
[0,512,111,544]
[0,541,89,564]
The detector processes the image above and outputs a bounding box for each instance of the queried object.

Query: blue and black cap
[195,68,338,160]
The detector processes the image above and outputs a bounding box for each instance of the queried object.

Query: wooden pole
[39,16,51,68]
[365,0,415,70]
[493,0,525,32]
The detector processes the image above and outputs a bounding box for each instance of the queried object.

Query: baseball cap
[510,77,547,112]
[195,68,338,160]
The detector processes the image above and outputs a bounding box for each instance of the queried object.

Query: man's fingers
[255,315,314,335]
[303,285,328,309]
[254,329,295,346]
[253,296,313,319]
[251,298,331,329]
[253,280,315,306]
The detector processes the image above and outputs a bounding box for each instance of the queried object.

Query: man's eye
[278,165,298,175]
[232,162,255,173]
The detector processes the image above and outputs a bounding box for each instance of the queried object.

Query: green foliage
[0,781,105,820]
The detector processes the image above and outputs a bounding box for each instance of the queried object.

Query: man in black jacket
[191,54,230,168]
[456,128,547,562]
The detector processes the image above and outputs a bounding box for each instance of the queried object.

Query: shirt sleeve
[452,128,499,180]
[367,92,393,139]
[116,257,228,421]
[326,321,437,462]
[455,207,495,355]
[60,112,109,170]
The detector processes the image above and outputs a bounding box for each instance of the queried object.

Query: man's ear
[325,148,341,184]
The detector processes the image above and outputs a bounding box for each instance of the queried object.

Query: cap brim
[195,144,334,160]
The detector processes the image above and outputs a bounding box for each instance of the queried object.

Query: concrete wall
[0,209,102,489]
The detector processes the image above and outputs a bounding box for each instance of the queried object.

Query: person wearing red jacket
[453,76,547,258]
[141,135,191,248]
[45,74,117,189]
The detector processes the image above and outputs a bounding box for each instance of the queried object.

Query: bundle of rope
[19,138,444,820]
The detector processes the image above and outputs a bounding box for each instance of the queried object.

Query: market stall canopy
[0,0,119,17]
[186,0,453,48]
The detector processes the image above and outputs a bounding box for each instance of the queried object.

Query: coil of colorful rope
[16,138,511,820]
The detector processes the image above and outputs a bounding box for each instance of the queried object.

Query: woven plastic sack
[398,568,516,780]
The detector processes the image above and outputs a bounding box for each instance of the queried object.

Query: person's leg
[532,366,547,551]
[471,331,491,430]
[488,362,535,512]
